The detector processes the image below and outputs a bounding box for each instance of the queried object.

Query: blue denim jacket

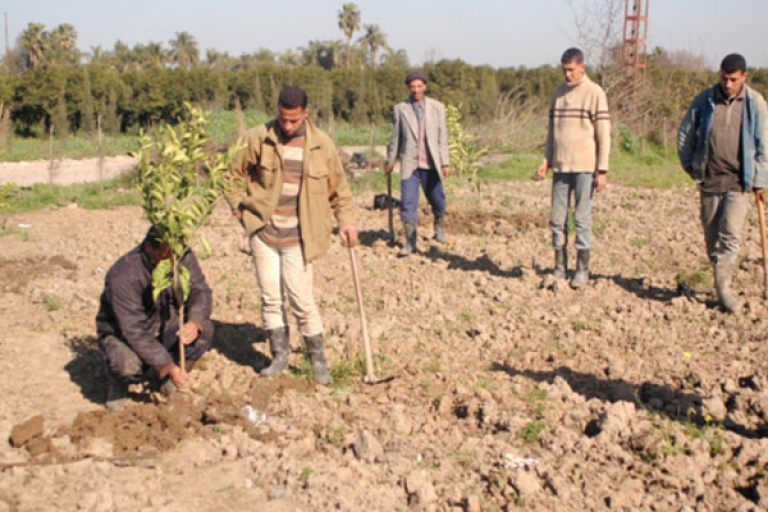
[677,84,768,190]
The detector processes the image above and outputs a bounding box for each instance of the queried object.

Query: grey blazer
[386,97,451,181]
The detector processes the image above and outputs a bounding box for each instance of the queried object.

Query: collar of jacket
[263,118,323,152]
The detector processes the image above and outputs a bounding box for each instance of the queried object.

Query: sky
[5,0,768,69]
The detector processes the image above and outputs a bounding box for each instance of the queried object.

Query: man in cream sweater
[534,47,611,288]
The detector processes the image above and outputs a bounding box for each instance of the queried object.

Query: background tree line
[2,4,768,153]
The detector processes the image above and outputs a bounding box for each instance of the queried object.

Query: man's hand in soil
[533,159,549,181]
[339,225,359,247]
[159,363,189,391]
[595,171,607,193]
[179,321,201,345]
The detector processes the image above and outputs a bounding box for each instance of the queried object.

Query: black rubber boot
[304,334,333,385]
[554,248,567,279]
[570,250,590,288]
[434,216,447,243]
[261,327,290,376]
[398,221,418,257]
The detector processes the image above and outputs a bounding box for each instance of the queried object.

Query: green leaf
[178,265,191,302]
[151,259,173,302]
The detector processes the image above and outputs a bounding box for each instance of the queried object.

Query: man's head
[277,86,309,137]
[560,47,586,84]
[405,71,428,103]
[719,53,747,98]
[142,227,170,268]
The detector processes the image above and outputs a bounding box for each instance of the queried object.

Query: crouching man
[96,227,214,410]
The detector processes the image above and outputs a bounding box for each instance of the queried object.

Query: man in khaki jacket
[225,86,358,384]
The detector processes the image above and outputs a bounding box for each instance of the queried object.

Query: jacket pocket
[307,170,329,195]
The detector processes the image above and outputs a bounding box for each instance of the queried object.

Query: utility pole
[621,0,649,85]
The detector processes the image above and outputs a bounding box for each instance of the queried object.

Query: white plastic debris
[241,405,268,426]
[17,224,31,229]
[501,453,539,469]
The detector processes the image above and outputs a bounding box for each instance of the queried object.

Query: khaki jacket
[225,118,355,263]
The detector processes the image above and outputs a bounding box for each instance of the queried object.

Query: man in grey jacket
[678,53,768,312]
[96,228,214,410]
[385,71,451,257]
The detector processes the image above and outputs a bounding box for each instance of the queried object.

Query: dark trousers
[401,168,446,223]
[102,319,214,380]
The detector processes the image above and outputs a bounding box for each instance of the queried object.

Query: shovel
[348,246,393,384]
[757,195,768,299]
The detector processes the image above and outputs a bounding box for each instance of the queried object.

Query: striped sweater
[258,144,303,248]
[545,75,611,173]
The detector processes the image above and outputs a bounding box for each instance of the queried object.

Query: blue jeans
[550,172,595,251]
[401,168,446,222]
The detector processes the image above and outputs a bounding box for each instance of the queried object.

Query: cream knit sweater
[545,75,611,173]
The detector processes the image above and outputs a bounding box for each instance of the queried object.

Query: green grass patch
[1,134,139,162]
[475,148,691,188]
[518,420,546,444]
[0,173,142,215]
[330,122,391,147]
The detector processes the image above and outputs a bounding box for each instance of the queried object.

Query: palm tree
[337,3,361,68]
[169,31,199,70]
[358,24,386,68]
[18,22,48,70]
[88,45,105,64]
[51,23,77,52]
[112,40,134,72]
[381,47,410,69]
[142,41,167,68]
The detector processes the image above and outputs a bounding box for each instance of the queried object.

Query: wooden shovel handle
[348,247,376,381]
[757,196,768,298]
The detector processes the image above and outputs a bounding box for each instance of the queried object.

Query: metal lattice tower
[622,0,649,81]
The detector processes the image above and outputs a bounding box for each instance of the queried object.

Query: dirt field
[1,177,768,511]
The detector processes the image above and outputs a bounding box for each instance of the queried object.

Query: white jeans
[249,234,323,337]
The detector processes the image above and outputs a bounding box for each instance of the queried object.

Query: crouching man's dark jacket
[95,245,212,371]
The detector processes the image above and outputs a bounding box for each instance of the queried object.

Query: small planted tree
[135,102,242,369]
[446,104,488,192]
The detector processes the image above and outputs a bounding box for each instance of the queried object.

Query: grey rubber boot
[304,334,333,385]
[398,221,418,257]
[554,248,567,279]
[714,263,741,313]
[106,372,129,412]
[261,326,290,376]
[434,216,447,243]
[570,250,590,288]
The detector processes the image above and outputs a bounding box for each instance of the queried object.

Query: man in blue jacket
[678,53,768,312]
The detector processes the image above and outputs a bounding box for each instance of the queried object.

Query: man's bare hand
[159,363,189,391]
[441,166,450,178]
[755,188,765,204]
[384,163,394,174]
[533,160,549,181]
[179,321,200,345]
[234,210,244,227]
[168,365,189,390]
[339,225,359,247]
[595,172,607,193]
